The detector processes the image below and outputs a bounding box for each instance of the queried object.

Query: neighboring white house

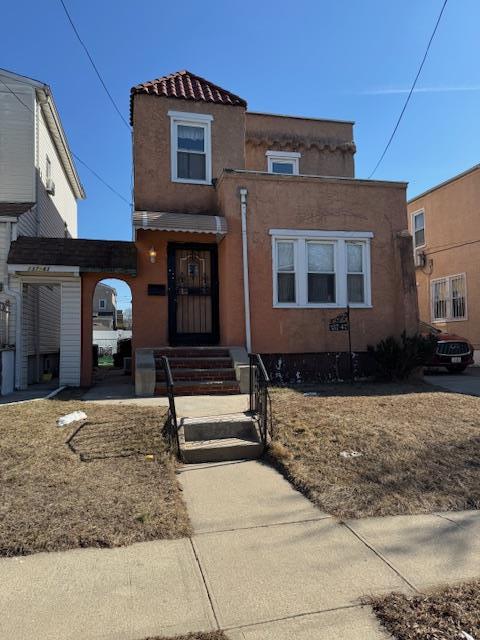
[0,68,85,393]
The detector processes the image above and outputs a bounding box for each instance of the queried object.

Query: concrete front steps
[154,347,241,396]
[179,413,264,463]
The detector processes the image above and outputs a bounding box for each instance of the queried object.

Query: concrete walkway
[425,366,480,396]
[3,461,478,640]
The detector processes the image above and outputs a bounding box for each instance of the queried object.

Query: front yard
[368,580,480,639]
[0,400,191,557]
[270,383,480,519]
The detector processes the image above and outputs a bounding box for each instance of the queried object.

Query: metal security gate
[167,243,219,345]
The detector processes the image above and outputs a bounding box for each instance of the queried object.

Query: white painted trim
[411,208,426,250]
[271,233,372,309]
[8,264,79,275]
[266,151,300,175]
[269,229,374,238]
[266,150,301,158]
[169,111,213,185]
[240,189,252,352]
[167,110,214,123]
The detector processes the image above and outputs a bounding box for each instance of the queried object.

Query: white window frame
[99,299,106,310]
[411,209,425,250]
[168,110,213,185]
[431,273,467,322]
[270,230,373,309]
[266,150,300,175]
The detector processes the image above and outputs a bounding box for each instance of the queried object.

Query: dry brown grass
[269,383,480,518]
[368,581,480,639]
[0,400,191,557]
[142,633,227,640]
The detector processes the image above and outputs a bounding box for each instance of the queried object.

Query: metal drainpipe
[3,221,23,389]
[240,188,252,353]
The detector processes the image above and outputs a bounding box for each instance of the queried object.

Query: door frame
[167,242,220,346]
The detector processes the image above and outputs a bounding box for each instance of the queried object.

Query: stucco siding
[0,80,35,202]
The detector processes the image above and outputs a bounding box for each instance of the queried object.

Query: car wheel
[446,365,468,374]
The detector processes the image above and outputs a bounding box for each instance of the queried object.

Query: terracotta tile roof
[8,237,137,275]
[130,70,247,122]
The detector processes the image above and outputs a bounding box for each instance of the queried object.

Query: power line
[368,0,448,179]
[0,74,131,206]
[58,0,131,131]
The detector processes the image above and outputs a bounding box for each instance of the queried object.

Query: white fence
[93,330,132,356]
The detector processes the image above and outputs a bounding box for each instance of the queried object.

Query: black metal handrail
[248,353,273,448]
[159,356,180,457]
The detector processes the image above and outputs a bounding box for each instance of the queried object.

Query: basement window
[168,111,213,185]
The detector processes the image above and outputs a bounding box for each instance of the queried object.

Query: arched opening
[91,278,133,387]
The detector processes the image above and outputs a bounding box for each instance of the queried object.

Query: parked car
[420,322,474,373]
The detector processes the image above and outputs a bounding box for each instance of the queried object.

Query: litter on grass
[57,411,87,427]
[340,450,363,458]
[303,392,319,397]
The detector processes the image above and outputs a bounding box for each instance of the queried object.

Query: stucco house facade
[0,69,84,393]
[7,70,418,393]
[408,164,480,355]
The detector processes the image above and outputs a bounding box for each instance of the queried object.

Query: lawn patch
[368,580,480,639]
[269,384,480,518]
[0,400,191,556]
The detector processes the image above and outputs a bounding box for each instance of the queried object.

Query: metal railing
[0,301,10,348]
[158,356,180,457]
[249,353,273,448]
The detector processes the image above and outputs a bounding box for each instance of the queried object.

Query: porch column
[59,279,82,386]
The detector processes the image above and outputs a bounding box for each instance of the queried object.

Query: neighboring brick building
[408,164,480,355]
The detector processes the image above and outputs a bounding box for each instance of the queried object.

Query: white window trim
[266,150,300,175]
[271,231,372,309]
[431,273,468,323]
[168,111,213,185]
[411,208,426,250]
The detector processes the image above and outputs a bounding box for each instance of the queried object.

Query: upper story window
[99,299,106,310]
[412,209,425,250]
[168,111,213,185]
[266,151,300,175]
[271,230,372,308]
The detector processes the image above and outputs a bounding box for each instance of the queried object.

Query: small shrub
[368,332,436,381]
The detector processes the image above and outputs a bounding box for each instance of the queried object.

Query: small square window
[266,151,300,175]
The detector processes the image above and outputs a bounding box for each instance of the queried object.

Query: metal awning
[133,210,228,235]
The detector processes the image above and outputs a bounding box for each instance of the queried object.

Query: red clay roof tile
[130,70,247,122]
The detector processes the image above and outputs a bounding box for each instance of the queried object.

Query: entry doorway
[167,243,219,346]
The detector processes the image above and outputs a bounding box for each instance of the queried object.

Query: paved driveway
[424,366,480,396]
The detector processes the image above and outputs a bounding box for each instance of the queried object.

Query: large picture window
[168,111,213,184]
[431,274,467,322]
[272,231,372,308]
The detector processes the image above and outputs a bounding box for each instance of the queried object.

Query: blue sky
[2,0,478,308]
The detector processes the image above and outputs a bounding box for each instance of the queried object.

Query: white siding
[0,80,35,202]
[38,285,61,353]
[36,107,78,238]
[60,279,81,386]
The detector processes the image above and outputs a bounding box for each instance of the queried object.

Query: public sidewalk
[1,459,479,640]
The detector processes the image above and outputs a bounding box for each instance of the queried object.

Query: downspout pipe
[2,221,22,389]
[239,188,252,353]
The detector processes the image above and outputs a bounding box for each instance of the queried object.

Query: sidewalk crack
[189,537,221,630]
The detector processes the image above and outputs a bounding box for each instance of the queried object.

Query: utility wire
[58,0,131,131]
[368,0,448,178]
[0,74,131,205]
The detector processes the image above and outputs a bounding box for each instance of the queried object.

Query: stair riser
[181,443,264,463]
[154,349,230,358]
[156,370,236,382]
[155,358,233,369]
[155,385,240,396]
[184,423,257,442]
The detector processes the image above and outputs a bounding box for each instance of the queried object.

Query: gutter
[239,188,252,353]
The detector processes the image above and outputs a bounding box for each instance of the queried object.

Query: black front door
[167,243,219,345]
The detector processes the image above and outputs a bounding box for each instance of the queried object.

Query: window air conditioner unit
[46,178,55,195]
[414,251,426,268]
